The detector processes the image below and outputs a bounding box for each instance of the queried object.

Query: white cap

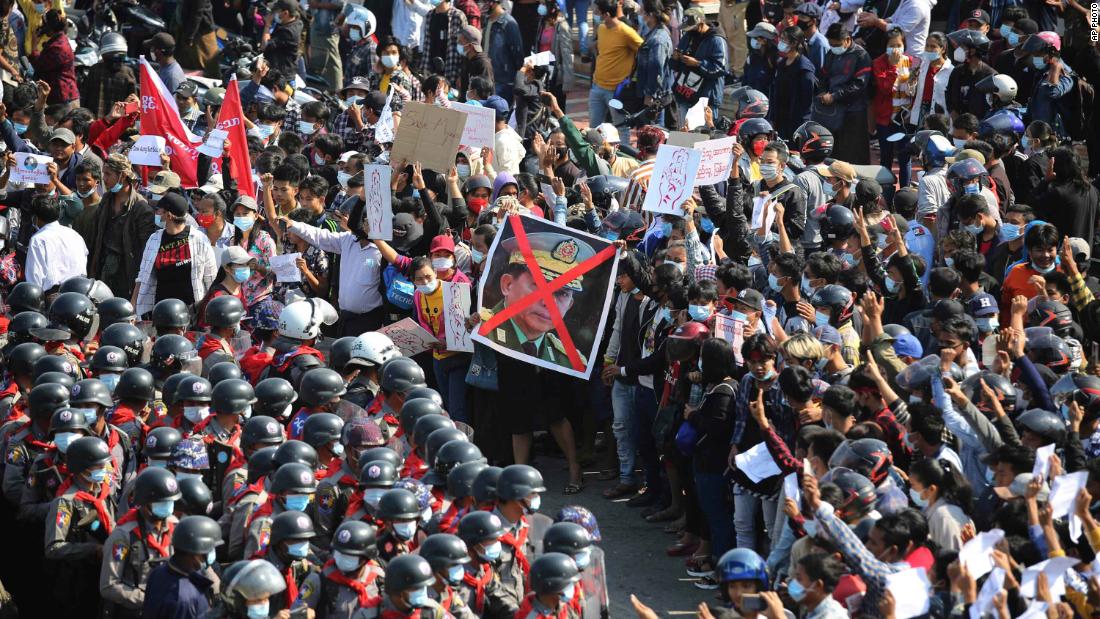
[596,123,620,144]
[339,150,361,164]
[198,174,223,194]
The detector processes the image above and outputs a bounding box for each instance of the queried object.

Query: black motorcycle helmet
[359,446,402,470]
[457,511,505,546]
[328,336,358,373]
[400,398,445,437]
[33,354,80,382]
[821,205,856,243]
[380,357,426,394]
[472,466,503,505]
[404,387,444,409]
[58,277,112,304]
[205,295,245,330]
[66,436,111,475]
[828,439,892,485]
[241,416,286,449]
[729,86,769,119]
[419,534,470,573]
[947,28,991,55]
[6,281,45,314]
[359,459,399,488]
[496,464,546,502]
[1050,373,1100,415]
[211,379,256,416]
[302,413,344,450]
[208,362,245,387]
[270,462,317,496]
[424,428,469,469]
[530,553,581,595]
[149,334,195,375]
[424,440,484,486]
[28,382,69,421]
[447,461,489,500]
[822,467,877,519]
[412,415,454,451]
[177,475,214,516]
[737,117,775,146]
[35,292,99,341]
[791,121,834,160]
[273,440,320,470]
[7,342,47,378]
[8,311,48,345]
[270,510,316,548]
[132,467,184,505]
[175,374,213,404]
[961,371,1018,416]
[152,299,191,331]
[144,426,183,460]
[543,522,593,557]
[173,515,224,554]
[377,488,421,521]
[1016,408,1067,445]
[49,407,90,434]
[162,375,191,409]
[70,378,113,408]
[91,346,129,374]
[115,367,156,401]
[1026,330,1073,373]
[297,368,347,408]
[385,555,435,592]
[248,446,279,484]
[1028,299,1075,337]
[810,285,855,327]
[332,520,379,558]
[98,298,137,328]
[254,378,297,418]
[101,323,147,367]
[35,371,75,390]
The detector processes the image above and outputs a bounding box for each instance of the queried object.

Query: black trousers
[339,307,385,337]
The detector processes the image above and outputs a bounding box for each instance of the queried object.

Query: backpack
[383,264,415,311]
[1060,74,1095,141]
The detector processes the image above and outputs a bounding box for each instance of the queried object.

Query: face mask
[408,587,431,608]
[311,152,327,167]
[381,54,399,68]
[331,442,345,457]
[206,548,217,567]
[963,182,980,194]
[671,262,686,275]
[777,41,790,53]
[456,163,471,179]
[1032,56,1046,70]
[154,214,165,228]
[953,137,968,150]
[393,521,417,539]
[561,583,576,602]
[1020,135,1031,151]
[298,120,317,136]
[247,602,269,619]
[350,28,363,42]
[109,182,124,193]
[1032,261,1056,275]
[537,3,548,15]
[999,224,1022,243]
[456,43,466,55]
[98,373,120,392]
[273,12,283,23]
[919,50,940,62]
[234,216,255,232]
[688,304,712,322]
[336,171,353,189]
[699,216,715,234]
[481,540,502,561]
[787,578,808,602]
[884,277,901,294]
[887,46,904,57]
[364,488,387,508]
[909,487,929,507]
[284,494,311,511]
[12,122,28,135]
[432,257,454,271]
[814,356,829,372]
[801,275,817,298]
[768,273,783,293]
[76,187,97,198]
[839,252,857,268]
[830,45,846,55]
[976,316,998,332]
[751,140,767,158]
[195,213,215,228]
[471,248,486,264]
[184,406,210,423]
[574,549,591,570]
[953,47,967,63]
[147,458,168,468]
[603,230,620,241]
[945,256,955,268]
[660,222,673,237]
[54,432,79,453]
[964,222,985,235]
[416,280,439,295]
[252,124,275,141]
[334,550,362,572]
[815,311,830,328]
[525,494,541,514]
[88,468,108,483]
[70,407,98,426]
[151,500,175,519]
[751,38,763,50]
[287,540,310,558]
[758,163,779,180]
[233,267,251,283]
[448,564,466,584]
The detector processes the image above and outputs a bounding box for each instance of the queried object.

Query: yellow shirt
[593,21,643,90]
[419,283,455,360]
[18,0,64,55]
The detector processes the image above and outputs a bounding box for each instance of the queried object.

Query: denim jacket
[634,25,673,99]
[486,14,524,88]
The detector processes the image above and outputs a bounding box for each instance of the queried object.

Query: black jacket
[264,19,303,78]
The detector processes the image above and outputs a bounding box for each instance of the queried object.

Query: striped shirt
[622,159,656,211]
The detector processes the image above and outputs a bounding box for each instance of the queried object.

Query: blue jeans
[565,0,590,54]
[433,354,470,423]
[733,485,778,553]
[766,519,798,581]
[695,471,734,558]
[632,386,662,490]
[588,85,616,127]
[877,122,912,201]
[611,381,638,485]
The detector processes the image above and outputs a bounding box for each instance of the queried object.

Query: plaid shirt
[368,68,420,113]
[79,63,138,117]
[815,501,904,613]
[283,99,302,137]
[332,109,373,152]
[344,38,378,83]
[418,7,468,87]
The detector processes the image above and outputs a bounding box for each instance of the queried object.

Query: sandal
[563,481,584,495]
[646,506,682,523]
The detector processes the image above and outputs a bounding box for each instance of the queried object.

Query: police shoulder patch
[318,489,336,512]
[55,503,71,531]
[113,542,129,561]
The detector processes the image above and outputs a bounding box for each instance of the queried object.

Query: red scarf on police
[324,560,382,608]
[283,565,299,608]
[438,503,469,535]
[516,593,569,619]
[71,480,114,534]
[245,496,276,529]
[0,382,25,424]
[228,478,266,506]
[500,520,531,576]
[463,562,493,613]
[116,509,174,557]
[400,451,427,480]
[15,419,51,451]
[45,341,86,361]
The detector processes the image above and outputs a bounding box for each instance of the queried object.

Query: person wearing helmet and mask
[944,28,995,118]
[195,246,251,331]
[4,382,70,504]
[79,32,137,117]
[316,520,386,616]
[255,510,322,614]
[19,407,90,522]
[259,298,338,387]
[197,295,247,372]
[419,533,476,618]
[141,515,222,618]
[381,555,450,619]
[455,511,515,616]
[342,332,400,407]
[1001,223,1061,320]
[243,462,318,560]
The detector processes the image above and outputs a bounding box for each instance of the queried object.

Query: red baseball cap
[429,235,456,255]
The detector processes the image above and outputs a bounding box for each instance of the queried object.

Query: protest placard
[363,164,394,240]
[642,145,702,216]
[128,135,167,166]
[389,101,466,172]
[442,281,475,353]
[694,137,736,186]
[10,153,51,184]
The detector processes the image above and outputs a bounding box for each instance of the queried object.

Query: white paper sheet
[10,152,51,184]
[958,528,1005,581]
[269,253,302,283]
[523,51,555,66]
[1033,443,1056,479]
[1049,471,1088,519]
[197,128,228,157]
[684,97,709,130]
[694,137,736,186]
[378,317,439,356]
[885,567,932,619]
[970,567,1005,619]
[783,472,801,507]
[733,442,782,483]
[128,135,167,166]
[441,281,474,353]
[641,145,702,215]
[363,164,393,240]
[1019,557,1079,599]
[750,196,778,233]
[451,102,496,150]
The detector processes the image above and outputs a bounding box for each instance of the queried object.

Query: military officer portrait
[475,216,619,378]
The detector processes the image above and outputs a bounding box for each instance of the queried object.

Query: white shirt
[884,0,935,55]
[288,222,383,314]
[393,0,432,50]
[134,226,218,315]
[494,125,526,175]
[25,221,88,291]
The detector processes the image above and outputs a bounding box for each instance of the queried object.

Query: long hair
[910,458,974,513]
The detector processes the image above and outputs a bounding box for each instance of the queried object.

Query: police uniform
[220,458,248,507]
[481,233,595,370]
[3,421,51,505]
[454,561,516,619]
[264,551,322,613]
[223,483,267,561]
[376,529,416,563]
[314,460,361,549]
[344,376,380,410]
[429,583,477,619]
[99,512,176,618]
[196,417,242,501]
[18,449,66,523]
[515,594,570,619]
[243,501,283,560]
[108,403,150,458]
[44,480,116,614]
[318,559,386,619]
[492,510,535,610]
[93,422,135,485]
[378,595,451,619]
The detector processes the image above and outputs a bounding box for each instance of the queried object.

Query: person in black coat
[769,27,817,140]
[1035,147,1099,247]
[262,0,304,79]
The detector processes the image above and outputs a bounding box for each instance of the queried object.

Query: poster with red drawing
[642,145,702,216]
[364,164,393,240]
[442,281,475,353]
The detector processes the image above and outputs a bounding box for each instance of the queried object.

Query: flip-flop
[563,481,584,495]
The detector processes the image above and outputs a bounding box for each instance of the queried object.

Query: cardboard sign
[442,281,474,353]
[451,102,495,150]
[128,135,167,166]
[694,137,736,186]
[197,128,228,158]
[378,318,439,356]
[389,101,466,173]
[642,144,702,216]
[665,131,707,148]
[363,164,393,240]
[10,153,51,184]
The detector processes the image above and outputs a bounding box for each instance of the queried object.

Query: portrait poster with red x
[472,215,620,379]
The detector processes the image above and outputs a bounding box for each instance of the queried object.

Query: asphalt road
[538,454,714,618]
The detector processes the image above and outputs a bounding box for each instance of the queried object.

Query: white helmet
[99,32,128,56]
[989,74,1018,103]
[277,298,338,340]
[346,7,377,42]
[348,332,400,368]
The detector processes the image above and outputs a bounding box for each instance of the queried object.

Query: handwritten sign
[10,153,51,184]
[642,144,701,216]
[378,317,439,356]
[197,128,228,158]
[363,164,393,240]
[451,102,495,150]
[269,253,302,283]
[665,131,707,148]
[389,101,467,173]
[713,313,744,364]
[128,135,167,166]
[694,137,736,186]
[442,281,474,353]
[751,195,778,234]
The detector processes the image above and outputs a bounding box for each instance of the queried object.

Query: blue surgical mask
[918,50,940,62]
[154,214,165,228]
[830,45,846,55]
[109,182,124,193]
[729,310,748,323]
[456,43,466,55]
[331,442,345,457]
[364,488,387,508]
[561,583,576,602]
[77,188,96,198]
[287,541,310,558]
[416,280,439,295]
[233,267,251,283]
[751,38,763,50]
[660,222,672,237]
[688,304,712,322]
[409,587,430,608]
[699,216,715,234]
[1032,261,1056,275]
[1020,135,1031,150]
[788,578,808,602]
[448,564,466,584]
[822,182,837,198]
[574,549,591,570]
[909,487,929,507]
[334,550,362,572]
[777,40,790,53]
[1006,31,1020,47]
[470,248,486,264]
[393,521,417,539]
[206,549,217,567]
[884,277,901,294]
[11,121,28,134]
[337,171,352,187]
[945,256,955,268]
[758,163,779,180]
[963,222,984,235]
[253,124,275,140]
[147,459,168,468]
[839,252,857,268]
[537,3,548,15]
[768,273,783,293]
[629,287,640,295]
[801,275,816,298]
[298,120,317,135]
[1032,56,1046,70]
[284,494,311,511]
[99,373,120,392]
[602,230,620,241]
[963,182,980,194]
[184,406,210,424]
[71,407,98,426]
[480,540,502,561]
[151,500,175,519]
[88,468,108,483]
[247,601,269,619]
[976,316,999,332]
[54,432,79,453]
[815,311,830,328]
[999,224,1022,243]
[814,356,829,372]
[233,216,255,232]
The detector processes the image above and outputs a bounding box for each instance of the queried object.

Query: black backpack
[1060,73,1095,141]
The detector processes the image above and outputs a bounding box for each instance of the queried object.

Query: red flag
[215,76,256,200]
[139,59,200,187]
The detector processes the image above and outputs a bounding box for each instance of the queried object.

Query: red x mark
[478,215,617,372]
